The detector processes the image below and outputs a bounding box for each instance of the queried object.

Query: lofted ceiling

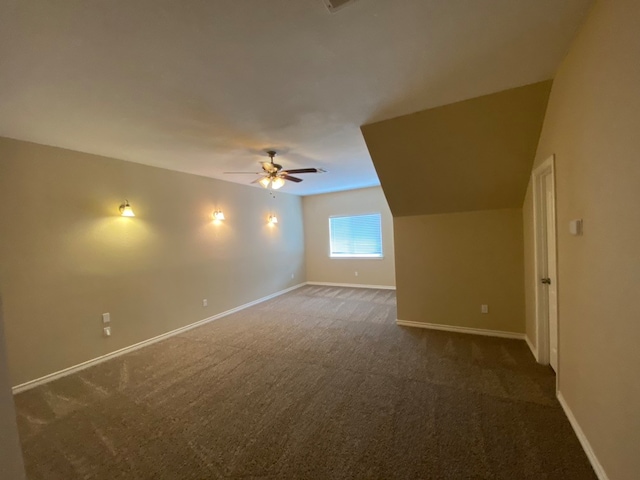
[0,0,592,195]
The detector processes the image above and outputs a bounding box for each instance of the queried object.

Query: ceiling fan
[224,150,326,189]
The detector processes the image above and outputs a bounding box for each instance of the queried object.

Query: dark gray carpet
[14,286,596,479]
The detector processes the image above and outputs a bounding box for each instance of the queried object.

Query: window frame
[328,212,384,259]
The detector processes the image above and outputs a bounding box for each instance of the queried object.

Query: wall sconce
[119,200,135,217]
[213,210,225,221]
[268,214,278,225]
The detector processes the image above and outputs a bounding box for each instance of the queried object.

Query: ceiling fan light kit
[224,150,325,190]
[271,177,285,190]
[259,176,272,188]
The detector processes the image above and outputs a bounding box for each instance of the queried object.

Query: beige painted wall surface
[362,81,551,217]
[523,0,640,478]
[0,137,305,386]
[303,187,395,287]
[0,300,26,479]
[395,209,525,333]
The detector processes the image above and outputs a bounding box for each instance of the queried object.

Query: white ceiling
[0,0,592,195]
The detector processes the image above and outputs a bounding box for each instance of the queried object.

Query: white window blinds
[329,213,383,258]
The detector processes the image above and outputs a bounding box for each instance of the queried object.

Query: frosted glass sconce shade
[119,200,135,217]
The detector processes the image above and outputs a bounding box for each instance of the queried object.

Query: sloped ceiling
[0,1,591,195]
[361,81,552,216]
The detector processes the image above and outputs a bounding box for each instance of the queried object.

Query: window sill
[329,255,384,260]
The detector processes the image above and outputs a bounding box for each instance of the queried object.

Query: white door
[533,155,559,372]
[543,173,558,371]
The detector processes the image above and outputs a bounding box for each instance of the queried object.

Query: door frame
[532,154,559,371]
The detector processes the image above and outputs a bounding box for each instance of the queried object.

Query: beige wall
[0,299,25,479]
[0,137,305,386]
[362,82,547,338]
[303,187,395,287]
[362,81,551,217]
[395,209,525,333]
[523,0,640,478]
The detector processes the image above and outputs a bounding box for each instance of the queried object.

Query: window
[329,213,383,258]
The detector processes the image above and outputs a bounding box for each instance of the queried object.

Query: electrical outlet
[202,299,208,307]
[103,326,111,337]
[355,271,358,277]
[481,305,489,314]
[102,313,110,324]
[291,273,294,279]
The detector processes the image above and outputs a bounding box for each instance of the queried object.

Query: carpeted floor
[14,286,596,479]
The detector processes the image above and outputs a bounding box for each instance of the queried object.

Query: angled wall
[362,81,552,218]
[362,83,551,333]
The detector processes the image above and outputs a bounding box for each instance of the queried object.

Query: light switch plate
[102,313,110,324]
[569,219,583,236]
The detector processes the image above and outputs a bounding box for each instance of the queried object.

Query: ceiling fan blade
[224,171,262,174]
[282,168,324,174]
[282,174,303,183]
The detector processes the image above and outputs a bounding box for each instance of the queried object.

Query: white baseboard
[305,281,396,290]
[12,283,306,394]
[396,319,525,340]
[557,392,609,480]
[525,335,538,361]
